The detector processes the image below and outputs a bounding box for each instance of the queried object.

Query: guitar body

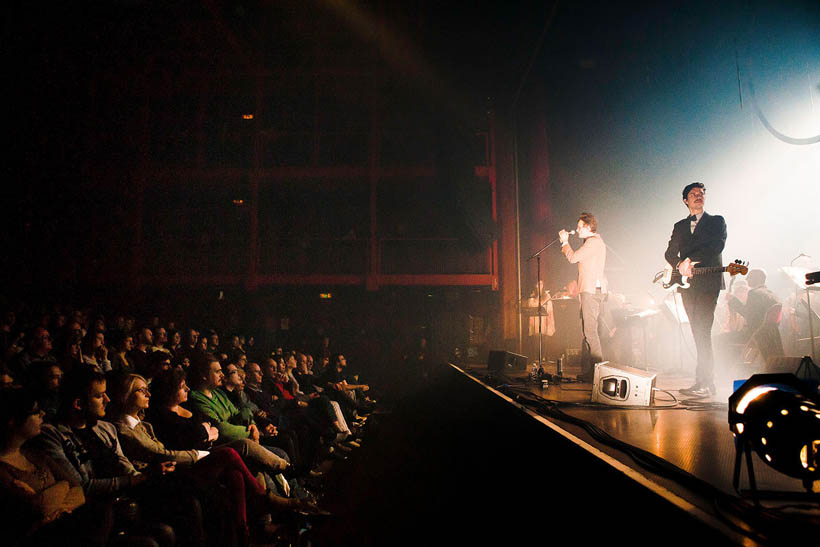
[662,266,691,290]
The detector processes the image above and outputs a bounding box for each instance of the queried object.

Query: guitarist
[664,182,727,397]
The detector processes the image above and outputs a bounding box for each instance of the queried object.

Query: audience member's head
[139,351,171,381]
[0,389,43,449]
[223,363,243,392]
[28,361,62,394]
[296,353,309,375]
[81,330,105,357]
[58,333,83,365]
[137,327,154,348]
[245,362,263,388]
[110,331,134,353]
[28,327,52,357]
[191,353,223,391]
[263,358,278,379]
[150,367,189,410]
[152,327,168,347]
[58,367,109,425]
[196,336,208,352]
[109,373,151,419]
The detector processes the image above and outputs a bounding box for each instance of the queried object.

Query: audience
[0,300,381,545]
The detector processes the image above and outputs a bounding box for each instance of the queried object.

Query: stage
[453,361,819,544]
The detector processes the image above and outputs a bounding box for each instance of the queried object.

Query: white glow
[735,386,777,414]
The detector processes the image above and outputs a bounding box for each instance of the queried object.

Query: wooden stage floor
[454,361,819,544]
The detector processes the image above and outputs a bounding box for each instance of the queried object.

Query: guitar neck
[691,265,726,275]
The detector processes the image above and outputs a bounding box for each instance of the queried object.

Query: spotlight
[728,373,820,501]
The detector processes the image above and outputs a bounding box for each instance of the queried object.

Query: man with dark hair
[665,182,727,397]
[128,327,154,374]
[559,212,607,382]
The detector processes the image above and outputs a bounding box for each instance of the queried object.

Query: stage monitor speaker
[487,350,528,373]
[591,361,656,407]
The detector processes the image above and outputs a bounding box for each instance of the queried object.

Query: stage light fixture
[728,373,820,499]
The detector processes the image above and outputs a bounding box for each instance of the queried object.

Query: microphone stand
[527,235,564,376]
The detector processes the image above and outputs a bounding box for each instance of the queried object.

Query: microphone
[565,230,576,235]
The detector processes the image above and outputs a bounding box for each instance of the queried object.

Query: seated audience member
[195,335,209,354]
[207,332,225,361]
[167,329,182,359]
[110,330,136,373]
[146,367,220,451]
[26,361,63,423]
[150,326,172,357]
[244,361,279,416]
[81,330,111,373]
[222,364,268,428]
[321,353,373,419]
[108,373,281,546]
[0,389,92,546]
[176,328,199,364]
[57,333,84,374]
[137,351,172,386]
[11,327,56,383]
[227,335,245,364]
[128,328,154,375]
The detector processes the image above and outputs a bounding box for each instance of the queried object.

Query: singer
[559,212,607,382]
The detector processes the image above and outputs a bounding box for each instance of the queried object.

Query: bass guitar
[653,259,748,290]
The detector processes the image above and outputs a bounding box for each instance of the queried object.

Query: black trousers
[680,287,719,387]
[580,292,606,375]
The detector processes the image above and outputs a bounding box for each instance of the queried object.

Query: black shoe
[679,383,701,395]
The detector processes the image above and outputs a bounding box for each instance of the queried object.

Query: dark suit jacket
[664,212,727,294]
